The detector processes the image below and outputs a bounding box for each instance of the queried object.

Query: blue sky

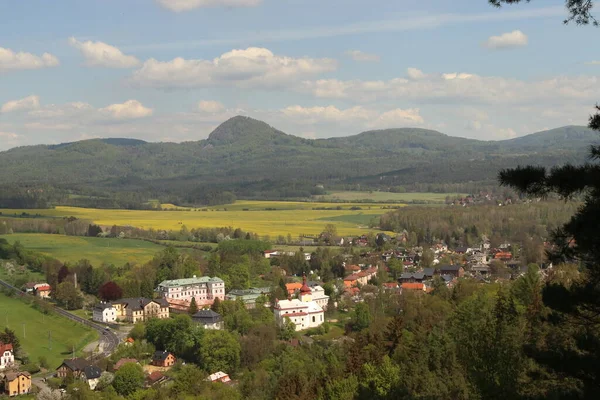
[0,0,598,149]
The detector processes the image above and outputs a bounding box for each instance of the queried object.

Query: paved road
[0,278,120,357]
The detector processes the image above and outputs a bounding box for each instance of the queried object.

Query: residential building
[146,371,168,387]
[56,359,101,389]
[274,276,325,331]
[112,298,169,323]
[84,366,102,390]
[399,272,425,283]
[207,371,231,384]
[113,358,138,371]
[285,282,302,296]
[92,302,117,323]
[22,282,51,298]
[309,285,330,310]
[226,287,270,309]
[439,265,465,278]
[192,310,224,330]
[157,276,225,308]
[3,371,31,396]
[152,351,176,368]
[343,266,378,288]
[401,283,426,292]
[0,342,14,370]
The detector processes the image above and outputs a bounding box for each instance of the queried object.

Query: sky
[1,0,599,150]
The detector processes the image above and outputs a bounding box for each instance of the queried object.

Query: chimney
[73,272,78,288]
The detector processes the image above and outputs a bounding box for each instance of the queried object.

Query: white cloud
[156,0,261,12]
[0,47,59,72]
[197,100,225,113]
[0,131,19,140]
[301,69,600,105]
[483,30,528,49]
[1,95,41,113]
[585,60,600,65]
[280,105,423,128]
[100,100,153,119]
[345,50,380,62]
[69,37,140,68]
[131,47,337,89]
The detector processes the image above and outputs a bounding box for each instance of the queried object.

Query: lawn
[0,293,98,369]
[315,191,465,203]
[0,200,400,237]
[0,234,164,266]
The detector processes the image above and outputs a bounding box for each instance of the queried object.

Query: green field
[0,293,98,369]
[0,234,165,266]
[315,191,464,203]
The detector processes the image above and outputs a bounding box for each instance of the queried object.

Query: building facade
[92,303,117,323]
[157,276,225,307]
[273,276,325,331]
[4,371,31,397]
[192,310,224,330]
[0,343,14,370]
[112,298,170,323]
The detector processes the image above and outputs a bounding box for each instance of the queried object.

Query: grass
[0,293,98,369]
[0,200,403,237]
[315,191,465,203]
[0,234,164,266]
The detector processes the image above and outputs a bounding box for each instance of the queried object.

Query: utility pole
[22,322,25,338]
[48,331,52,350]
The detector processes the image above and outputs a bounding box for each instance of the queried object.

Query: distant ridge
[0,116,595,201]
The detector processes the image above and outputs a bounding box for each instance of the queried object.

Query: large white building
[274,276,325,331]
[308,285,330,310]
[157,276,225,307]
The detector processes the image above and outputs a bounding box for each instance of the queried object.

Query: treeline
[379,201,579,248]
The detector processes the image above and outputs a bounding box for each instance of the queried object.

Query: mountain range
[0,116,596,206]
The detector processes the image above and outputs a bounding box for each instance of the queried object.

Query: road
[0,278,120,357]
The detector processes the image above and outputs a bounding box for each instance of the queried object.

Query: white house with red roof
[273,276,324,331]
[0,342,14,370]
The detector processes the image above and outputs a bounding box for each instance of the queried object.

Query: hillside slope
[0,117,596,204]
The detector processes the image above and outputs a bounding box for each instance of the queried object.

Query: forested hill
[0,116,596,207]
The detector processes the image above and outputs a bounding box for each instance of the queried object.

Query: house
[84,365,102,390]
[0,342,14,370]
[3,371,31,396]
[401,283,426,292]
[422,268,435,279]
[439,265,465,278]
[93,302,117,323]
[157,276,225,308]
[383,282,399,290]
[152,351,176,368]
[226,287,271,309]
[454,247,473,255]
[344,266,378,287]
[192,310,224,330]
[34,283,51,298]
[471,264,491,275]
[399,272,425,283]
[56,358,101,389]
[113,358,138,371]
[206,371,231,384]
[285,282,303,296]
[274,276,325,331]
[146,371,168,387]
[112,298,170,323]
[494,252,512,261]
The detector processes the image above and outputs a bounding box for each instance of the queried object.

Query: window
[312,316,315,323]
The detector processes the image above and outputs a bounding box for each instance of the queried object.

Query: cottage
[192,310,224,330]
[56,358,101,389]
[152,351,176,368]
[206,371,231,384]
[3,371,31,397]
[93,302,117,323]
[34,283,51,298]
[84,365,102,390]
[439,265,465,278]
[0,342,14,370]
[113,358,138,371]
[146,371,168,387]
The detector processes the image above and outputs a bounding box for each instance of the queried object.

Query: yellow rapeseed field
[1,200,402,237]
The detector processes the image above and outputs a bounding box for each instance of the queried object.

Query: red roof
[147,371,165,384]
[299,275,311,294]
[36,284,51,291]
[0,343,13,353]
[383,282,399,289]
[401,283,424,290]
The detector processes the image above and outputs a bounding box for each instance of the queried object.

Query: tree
[54,281,83,310]
[57,265,69,284]
[98,281,123,302]
[0,328,20,355]
[189,297,198,315]
[211,297,222,314]
[351,303,372,332]
[489,0,598,26]
[279,317,296,341]
[198,330,241,373]
[112,362,144,396]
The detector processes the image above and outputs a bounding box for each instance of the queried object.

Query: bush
[22,362,41,374]
[38,355,49,369]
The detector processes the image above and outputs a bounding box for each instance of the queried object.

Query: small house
[113,358,138,371]
[93,302,117,323]
[192,310,224,330]
[84,365,102,390]
[439,265,465,278]
[206,371,231,384]
[146,371,168,387]
[0,342,14,370]
[3,371,31,397]
[152,351,176,368]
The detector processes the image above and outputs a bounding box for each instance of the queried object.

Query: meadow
[314,191,464,203]
[0,200,403,237]
[0,293,98,369]
[0,234,164,266]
